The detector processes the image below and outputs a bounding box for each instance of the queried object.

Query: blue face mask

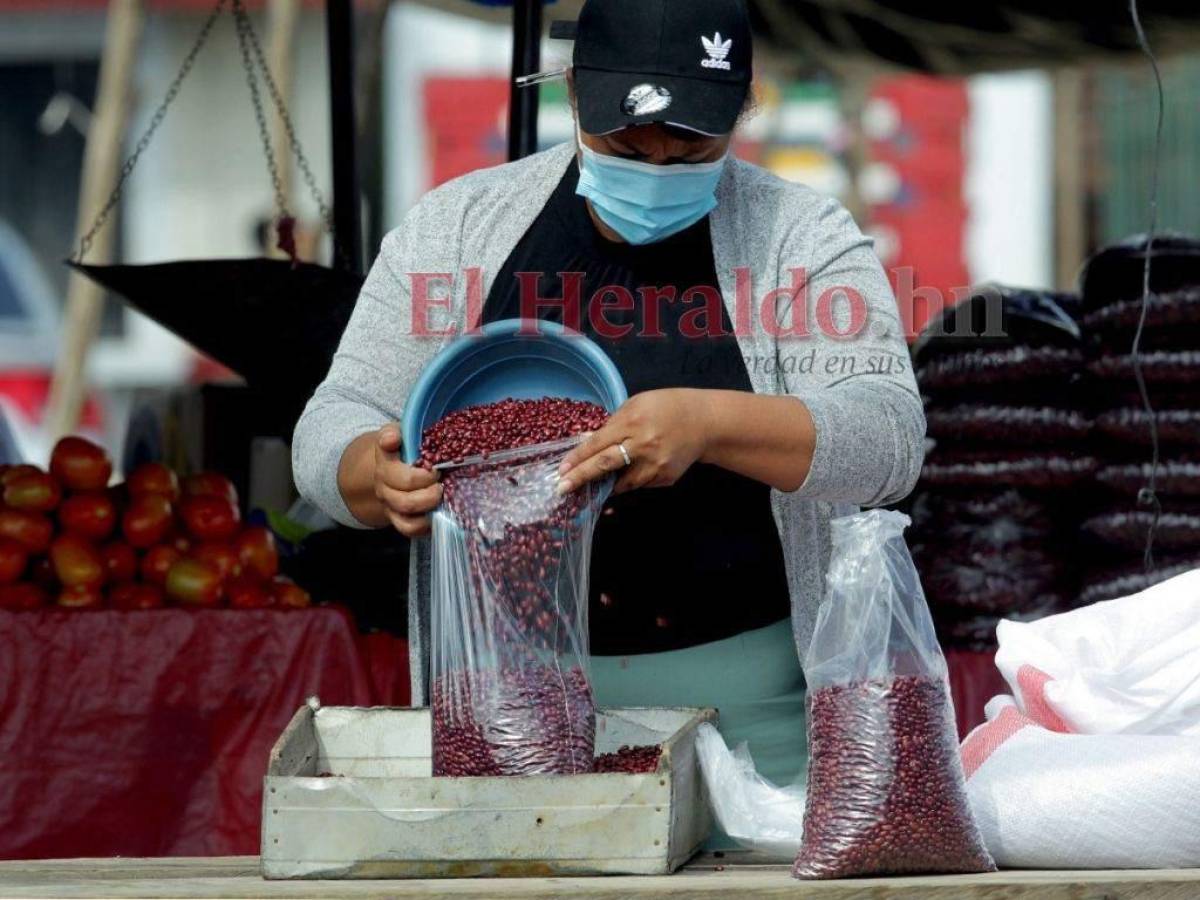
[576,132,727,246]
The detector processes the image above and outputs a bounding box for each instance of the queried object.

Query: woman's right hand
[372,425,442,537]
[338,424,442,535]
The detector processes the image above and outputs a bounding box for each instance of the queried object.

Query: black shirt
[483,160,790,655]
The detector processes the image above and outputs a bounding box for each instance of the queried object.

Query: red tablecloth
[0,608,409,860]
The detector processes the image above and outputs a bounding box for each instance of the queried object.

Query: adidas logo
[700,32,732,70]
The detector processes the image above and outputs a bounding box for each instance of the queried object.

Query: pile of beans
[432,665,595,777]
[594,745,662,774]
[417,397,608,468]
[793,675,994,879]
[427,397,610,778]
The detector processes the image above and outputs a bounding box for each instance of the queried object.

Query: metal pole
[326,0,363,273]
[507,0,542,161]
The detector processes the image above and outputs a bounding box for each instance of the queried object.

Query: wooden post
[44,0,145,440]
[1053,67,1087,290]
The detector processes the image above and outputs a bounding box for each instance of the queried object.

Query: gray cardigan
[292,142,925,703]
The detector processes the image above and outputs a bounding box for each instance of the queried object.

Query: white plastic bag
[694,723,806,859]
[993,567,1200,736]
[962,701,1200,868]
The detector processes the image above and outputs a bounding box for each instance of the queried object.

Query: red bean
[792,675,995,879]
[594,745,661,774]
[424,398,610,778]
[432,666,595,777]
[417,397,608,469]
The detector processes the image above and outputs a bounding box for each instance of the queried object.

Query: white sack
[994,567,1200,736]
[962,568,1200,869]
[962,704,1200,869]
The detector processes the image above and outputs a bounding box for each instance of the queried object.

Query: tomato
[192,542,241,581]
[127,462,181,502]
[0,464,41,487]
[29,556,57,591]
[140,545,182,586]
[50,436,112,492]
[50,535,106,588]
[165,558,224,608]
[182,471,238,506]
[101,542,139,583]
[0,537,28,584]
[234,526,279,580]
[0,509,53,554]
[59,491,118,541]
[122,494,173,549]
[227,575,273,609]
[179,495,241,542]
[109,582,165,610]
[0,583,48,611]
[158,527,192,555]
[3,472,62,513]
[270,576,312,609]
[58,584,104,609]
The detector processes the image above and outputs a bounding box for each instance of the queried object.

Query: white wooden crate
[261,698,717,879]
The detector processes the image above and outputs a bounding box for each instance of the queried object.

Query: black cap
[552,0,753,137]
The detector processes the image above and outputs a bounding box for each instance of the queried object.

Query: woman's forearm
[698,390,817,493]
[337,431,390,528]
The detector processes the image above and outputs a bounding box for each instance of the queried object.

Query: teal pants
[591,619,808,826]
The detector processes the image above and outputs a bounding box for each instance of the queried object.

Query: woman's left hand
[557,389,711,495]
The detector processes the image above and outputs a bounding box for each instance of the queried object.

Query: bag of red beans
[793,510,995,879]
[429,435,610,777]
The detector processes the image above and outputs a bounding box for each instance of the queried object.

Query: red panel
[0,607,410,859]
[423,77,509,190]
[866,74,971,339]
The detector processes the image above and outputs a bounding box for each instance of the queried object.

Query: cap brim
[574,68,746,137]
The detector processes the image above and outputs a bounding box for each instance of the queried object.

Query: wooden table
[2,856,1198,899]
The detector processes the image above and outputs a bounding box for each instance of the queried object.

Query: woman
[293,0,924,790]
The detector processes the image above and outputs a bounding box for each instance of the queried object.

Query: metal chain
[76,0,229,262]
[231,0,290,221]
[234,0,335,235]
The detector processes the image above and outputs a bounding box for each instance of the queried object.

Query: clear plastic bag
[793,510,995,879]
[1095,408,1200,450]
[430,437,610,777]
[1082,508,1200,553]
[924,405,1092,448]
[695,722,807,859]
[920,451,1097,490]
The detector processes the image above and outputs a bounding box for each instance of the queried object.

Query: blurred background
[2,0,1196,472]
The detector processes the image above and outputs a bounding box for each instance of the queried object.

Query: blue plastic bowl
[401,319,628,464]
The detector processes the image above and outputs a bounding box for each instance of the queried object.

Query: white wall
[964,70,1054,289]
